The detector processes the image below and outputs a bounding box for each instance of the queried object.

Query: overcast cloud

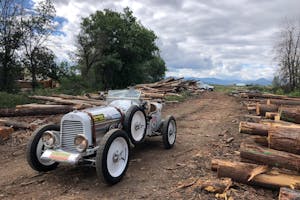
[40,0,300,80]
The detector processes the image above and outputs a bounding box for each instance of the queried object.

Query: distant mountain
[184,77,272,86]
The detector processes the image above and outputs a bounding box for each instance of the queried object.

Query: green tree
[0,0,24,92]
[77,8,166,90]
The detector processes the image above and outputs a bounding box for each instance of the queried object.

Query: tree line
[0,0,166,92]
[273,20,300,93]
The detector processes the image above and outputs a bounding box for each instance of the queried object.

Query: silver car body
[41,89,163,164]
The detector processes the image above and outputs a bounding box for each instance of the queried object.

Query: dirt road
[0,92,276,199]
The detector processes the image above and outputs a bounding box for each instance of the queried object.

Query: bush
[288,90,300,97]
[0,92,36,108]
[57,75,96,95]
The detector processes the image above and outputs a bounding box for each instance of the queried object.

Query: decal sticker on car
[93,114,105,122]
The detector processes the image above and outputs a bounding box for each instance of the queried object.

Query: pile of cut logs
[211,91,300,199]
[135,77,202,99]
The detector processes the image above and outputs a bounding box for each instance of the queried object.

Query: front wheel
[26,124,60,172]
[96,129,130,184]
[162,116,177,149]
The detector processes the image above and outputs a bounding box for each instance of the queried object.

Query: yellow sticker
[93,114,105,122]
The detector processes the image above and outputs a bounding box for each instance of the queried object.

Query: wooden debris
[279,187,300,200]
[192,178,232,194]
[0,119,31,129]
[240,142,300,172]
[0,126,14,141]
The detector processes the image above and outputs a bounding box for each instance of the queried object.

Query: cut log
[243,136,269,147]
[239,121,270,136]
[0,105,75,117]
[280,107,300,124]
[260,120,300,127]
[268,127,300,155]
[269,99,300,106]
[0,126,14,141]
[29,95,104,106]
[142,93,165,98]
[279,187,300,200]
[265,112,280,120]
[213,159,300,189]
[0,119,31,129]
[247,105,257,112]
[256,103,279,116]
[52,94,94,101]
[240,142,300,172]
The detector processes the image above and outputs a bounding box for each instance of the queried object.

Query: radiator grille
[61,120,84,153]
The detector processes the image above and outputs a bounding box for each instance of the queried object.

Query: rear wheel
[96,129,130,184]
[26,124,59,172]
[162,116,177,149]
[123,105,147,145]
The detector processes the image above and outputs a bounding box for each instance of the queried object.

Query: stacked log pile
[210,91,300,199]
[135,77,203,99]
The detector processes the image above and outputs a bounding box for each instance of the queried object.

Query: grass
[0,92,37,108]
[214,84,300,98]
[165,91,193,102]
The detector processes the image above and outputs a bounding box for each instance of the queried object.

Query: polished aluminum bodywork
[42,89,164,164]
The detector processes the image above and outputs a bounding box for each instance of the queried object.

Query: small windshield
[107,89,141,100]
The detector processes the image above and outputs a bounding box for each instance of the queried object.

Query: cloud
[41,0,300,80]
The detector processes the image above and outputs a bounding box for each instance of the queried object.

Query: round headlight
[41,131,56,148]
[74,134,88,153]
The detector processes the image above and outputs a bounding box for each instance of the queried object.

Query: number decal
[93,114,105,122]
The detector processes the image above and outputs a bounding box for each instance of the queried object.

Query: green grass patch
[165,91,192,102]
[0,92,36,108]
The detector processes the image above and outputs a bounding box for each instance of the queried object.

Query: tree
[77,8,166,90]
[0,0,24,92]
[22,47,63,81]
[275,20,300,92]
[20,0,56,90]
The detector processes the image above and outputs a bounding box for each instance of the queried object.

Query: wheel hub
[134,122,143,131]
[112,150,124,163]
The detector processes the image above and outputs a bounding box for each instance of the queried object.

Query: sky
[35,0,300,80]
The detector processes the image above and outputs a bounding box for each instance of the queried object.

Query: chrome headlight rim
[74,134,88,153]
[41,131,56,148]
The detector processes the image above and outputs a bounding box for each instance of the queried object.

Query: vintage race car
[26,89,177,184]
